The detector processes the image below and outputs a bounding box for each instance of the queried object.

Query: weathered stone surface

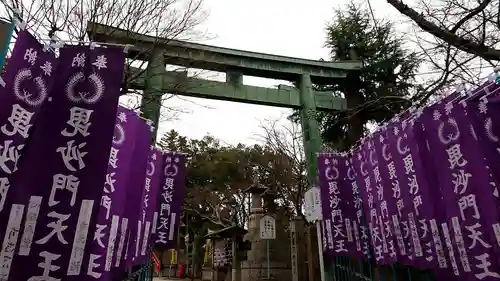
[202,267,213,281]
[242,209,293,281]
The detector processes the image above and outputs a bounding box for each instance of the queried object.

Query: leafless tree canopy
[259,119,309,222]
[1,0,207,120]
[387,0,500,101]
[6,0,206,41]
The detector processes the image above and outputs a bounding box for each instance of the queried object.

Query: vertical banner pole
[316,221,325,281]
[266,239,270,279]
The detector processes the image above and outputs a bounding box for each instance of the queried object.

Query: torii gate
[87,21,362,281]
[87,22,361,186]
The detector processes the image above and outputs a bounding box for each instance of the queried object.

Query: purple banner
[314,82,500,276]
[465,90,500,204]
[368,135,394,264]
[418,100,500,279]
[409,115,450,272]
[155,152,187,250]
[121,120,151,268]
[134,147,164,264]
[372,127,407,264]
[318,153,334,255]
[318,152,363,257]
[0,45,125,281]
[385,119,421,266]
[0,30,57,214]
[89,106,143,280]
[414,103,460,279]
[402,118,448,269]
[351,138,389,264]
[451,101,500,276]
[345,157,371,259]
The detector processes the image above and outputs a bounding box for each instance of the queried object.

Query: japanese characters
[317,84,500,280]
[0,41,126,281]
[154,152,186,250]
[0,31,56,215]
[426,100,500,280]
[88,107,140,280]
[136,148,163,264]
[318,152,365,258]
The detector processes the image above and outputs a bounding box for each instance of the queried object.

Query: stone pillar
[289,220,299,281]
[242,211,291,281]
[231,237,241,281]
[141,49,165,143]
[290,218,308,281]
[298,73,321,185]
[298,74,323,281]
[251,193,263,213]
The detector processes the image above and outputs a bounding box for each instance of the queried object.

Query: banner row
[0,30,186,281]
[318,81,500,280]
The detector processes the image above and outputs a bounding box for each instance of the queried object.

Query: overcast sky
[123,0,408,146]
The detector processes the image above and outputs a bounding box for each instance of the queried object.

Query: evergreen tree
[315,1,421,150]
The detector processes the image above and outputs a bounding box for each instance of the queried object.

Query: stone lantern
[260,188,279,214]
[241,182,291,281]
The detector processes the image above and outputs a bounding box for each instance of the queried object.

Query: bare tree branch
[386,0,500,61]
[2,0,209,122]
[258,119,309,223]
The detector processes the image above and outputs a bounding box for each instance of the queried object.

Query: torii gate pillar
[88,21,362,281]
[142,49,165,143]
[298,73,321,184]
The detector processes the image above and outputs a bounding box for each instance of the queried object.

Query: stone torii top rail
[86,21,361,196]
[87,23,364,281]
[86,22,362,111]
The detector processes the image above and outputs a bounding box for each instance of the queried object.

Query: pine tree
[317,1,421,150]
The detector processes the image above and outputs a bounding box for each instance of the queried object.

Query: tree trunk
[345,74,365,145]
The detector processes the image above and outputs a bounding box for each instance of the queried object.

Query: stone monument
[241,183,292,281]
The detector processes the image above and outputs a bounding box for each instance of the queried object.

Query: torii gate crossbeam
[87,21,363,281]
[87,20,362,193]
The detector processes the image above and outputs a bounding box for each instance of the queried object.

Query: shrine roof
[204,225,247,239]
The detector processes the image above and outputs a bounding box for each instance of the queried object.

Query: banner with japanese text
[0,44,125,281]
[135,147,164,265]
[318,152,366,258]
[0,30,57,215]
[316,76,500,280]
[419,99,500,279]
[90,106,143,281]
[318,153,335,254]
[351,140,390,264]
[370,127,406,264]
[122,120,151,268]
[155,152,186,250]
[397,118,446,269]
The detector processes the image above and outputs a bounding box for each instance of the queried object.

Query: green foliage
[159,130,247,219]
[158,129,306,227]
[159,128,308,276]
[297,1,422,150]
